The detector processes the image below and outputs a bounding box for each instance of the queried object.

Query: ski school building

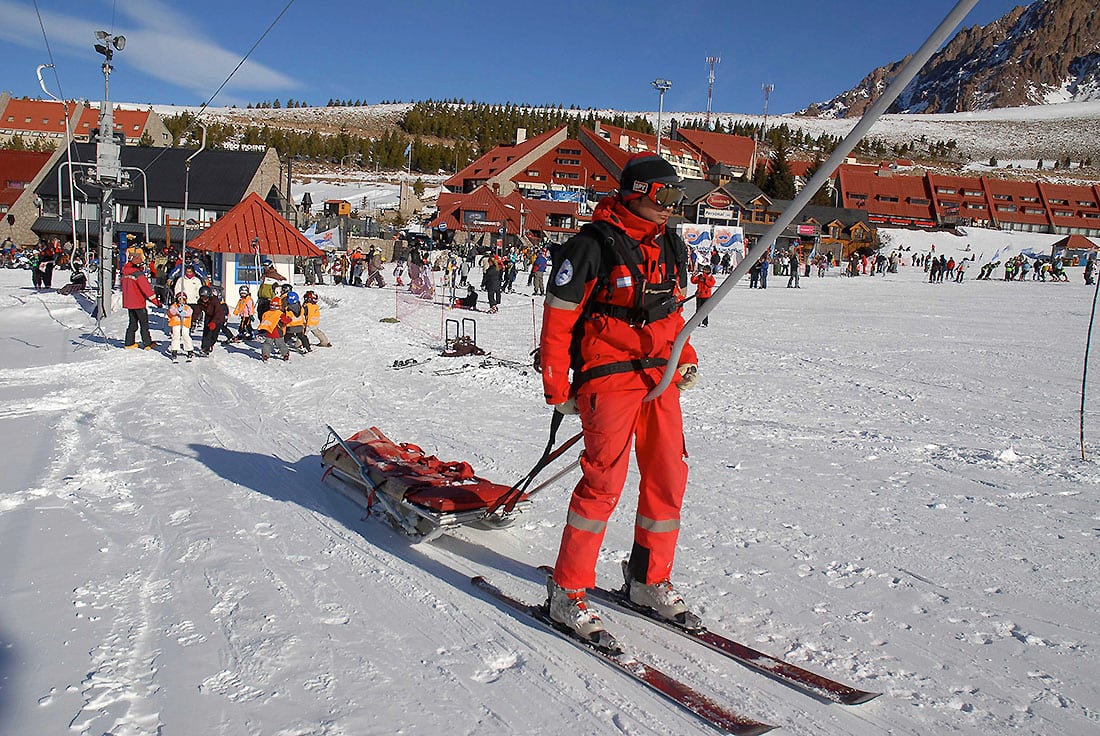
[835,164,1100,237]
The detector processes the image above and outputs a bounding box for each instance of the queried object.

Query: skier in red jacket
[120,248,160,349]
[540,153,701,649]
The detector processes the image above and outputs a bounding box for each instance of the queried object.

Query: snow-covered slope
[1,227,1098,735]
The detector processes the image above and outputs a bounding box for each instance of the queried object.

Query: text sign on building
[796,224,819,235]
[705,192,733,209]
[702,208,734,219]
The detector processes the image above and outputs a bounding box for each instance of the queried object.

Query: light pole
[652,79,672,156]
[90,30,127,324]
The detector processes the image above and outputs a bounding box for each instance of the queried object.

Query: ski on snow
[471,576,775,736]
[553,569,880,706]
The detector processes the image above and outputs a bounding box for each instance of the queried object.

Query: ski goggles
[631,179,685,208]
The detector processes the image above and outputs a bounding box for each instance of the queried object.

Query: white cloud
[0,0,297,100]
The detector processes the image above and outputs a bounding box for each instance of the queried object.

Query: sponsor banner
[713,226,744,266]
[309,226,342,251]
[679,224,713,259]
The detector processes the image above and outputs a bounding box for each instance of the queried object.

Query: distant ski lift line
[645,0,983,400]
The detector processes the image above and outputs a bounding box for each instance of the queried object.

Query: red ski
[472,576,775,736]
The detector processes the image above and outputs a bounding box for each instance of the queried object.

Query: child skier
[303,291,332,347]
[258,296,292,361]
[167,292,195,360]
[234,285,256,340]
[283,291,310,353]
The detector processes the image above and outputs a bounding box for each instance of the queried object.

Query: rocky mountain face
[801,0,1100,118]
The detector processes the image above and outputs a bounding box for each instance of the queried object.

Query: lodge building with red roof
[0,93,170,149]
[836,164,1100,237]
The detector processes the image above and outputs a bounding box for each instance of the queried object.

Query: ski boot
[622,560,703,631]
[546,576,620,653]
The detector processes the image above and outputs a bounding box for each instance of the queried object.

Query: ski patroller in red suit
[540,154,701,638]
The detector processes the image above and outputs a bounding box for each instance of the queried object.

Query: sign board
[796,224,819,235]
[705,192,733,209]
[703,208,734,220]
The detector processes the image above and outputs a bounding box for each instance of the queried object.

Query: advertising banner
[680,224,713,262]
[713,225,745,262]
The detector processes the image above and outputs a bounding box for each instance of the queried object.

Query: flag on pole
[403,142,412,157]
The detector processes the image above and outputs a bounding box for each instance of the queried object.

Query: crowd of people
[115,246,331,362]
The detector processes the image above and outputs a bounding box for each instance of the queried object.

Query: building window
[963,189,982,197]
[993,193,1012,200]
[1054,210,1073,217]
[1049,198,1069,206]
[849,193,868,201]
[554,172,580,180]
[908,197,930,205]
[235,254,264,284]
[1020,196,1039,203]
[558,148,581,155]
[554,158,580,166]
[997,205,1017,212]
[877,195,899,202]
[525,170,540,176]
[939,200,958,208]
[936,187,957,195]
[1077,201,1094,207]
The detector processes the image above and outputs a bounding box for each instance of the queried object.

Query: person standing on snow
[690,264,716,327]
[540,153,701,650]
[121,247,161,349]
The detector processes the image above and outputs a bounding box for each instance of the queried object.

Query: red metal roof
[675,128,756,170]
[74,106,152,139]
[837,165,936,224]
[187,192,323,257]
[0,150,52,207]
[0,99,70,134]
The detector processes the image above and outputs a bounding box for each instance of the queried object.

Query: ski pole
[645,0,981,401]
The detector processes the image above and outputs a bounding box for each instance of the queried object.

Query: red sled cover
[326,427,519,513]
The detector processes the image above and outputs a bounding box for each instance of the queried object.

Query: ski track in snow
[1,225,1099,735]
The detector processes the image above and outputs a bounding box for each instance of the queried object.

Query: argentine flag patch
[615,275,633,288]
[555,259,574,286]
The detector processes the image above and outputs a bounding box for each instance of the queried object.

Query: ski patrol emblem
[555,259,574,286]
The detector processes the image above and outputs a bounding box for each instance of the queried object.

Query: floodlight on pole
[652,79,672,156]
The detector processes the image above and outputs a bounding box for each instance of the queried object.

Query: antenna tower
[705,56,720,128]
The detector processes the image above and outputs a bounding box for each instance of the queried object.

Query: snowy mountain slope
[1,225,1098,735]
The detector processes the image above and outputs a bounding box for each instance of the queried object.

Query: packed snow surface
[1,225,1098,735]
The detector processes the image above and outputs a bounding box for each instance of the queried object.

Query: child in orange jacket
[167,292,195,359]
[258,296,293,361]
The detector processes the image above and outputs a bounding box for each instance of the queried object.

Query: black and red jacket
[540,196,698,405]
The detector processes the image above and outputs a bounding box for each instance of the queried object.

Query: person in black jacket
[196,286,231,355]
[482,257,502,313]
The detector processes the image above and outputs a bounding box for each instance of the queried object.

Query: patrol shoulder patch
[555,259,574,287]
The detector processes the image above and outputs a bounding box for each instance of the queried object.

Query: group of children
[164,282,331,362]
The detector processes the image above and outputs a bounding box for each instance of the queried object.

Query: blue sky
[1,0,1028,115]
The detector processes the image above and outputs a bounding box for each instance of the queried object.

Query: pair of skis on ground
[473,568,879,735]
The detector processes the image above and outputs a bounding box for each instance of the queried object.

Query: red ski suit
[541,196,697,591]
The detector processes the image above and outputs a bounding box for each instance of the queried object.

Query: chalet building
[33,144,284,249]
[187,192,323,309]
[836,164,1100,236]
[673,127,756,180]
[430,185,581,246]
[0,94,170,149]
[772,202,877,261]
[0,149,58,246]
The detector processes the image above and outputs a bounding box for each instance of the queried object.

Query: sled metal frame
[321,424,537,542]
[444,317,477,350]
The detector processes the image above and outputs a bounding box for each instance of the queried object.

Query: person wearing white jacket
[172,265,203,332]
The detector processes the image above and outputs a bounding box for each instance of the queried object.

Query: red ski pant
[553,386,688,591]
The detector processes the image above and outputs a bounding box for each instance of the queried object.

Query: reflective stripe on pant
[553,386,688,590]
